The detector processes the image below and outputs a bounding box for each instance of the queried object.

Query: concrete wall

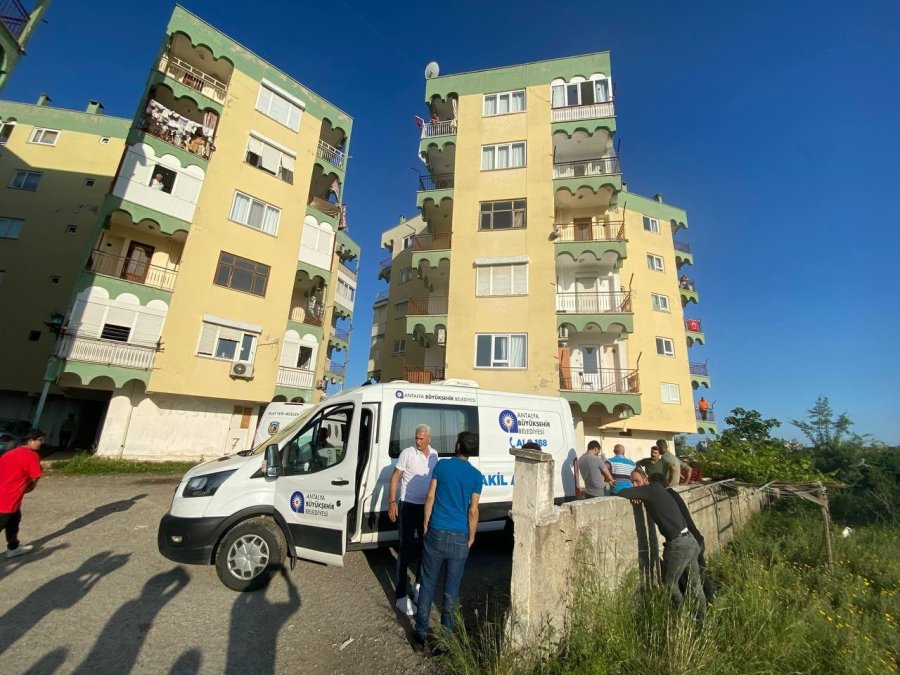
[509,447,766,645]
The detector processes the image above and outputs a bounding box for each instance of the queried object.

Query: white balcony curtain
[481,147,495,170]
[511,143,525,167]
[551,84,564,108]
[509,335,526,367]
[483,96,496,116]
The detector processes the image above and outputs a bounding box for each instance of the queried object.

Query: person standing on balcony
[601,444,636,495]
[388,424,438,616]
[657,439,681,487]
[698,397,710,421]
[0,429,45,558]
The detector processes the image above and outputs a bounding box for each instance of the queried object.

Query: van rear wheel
[215,517,285,592]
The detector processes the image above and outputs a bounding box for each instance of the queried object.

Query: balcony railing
[674,241,692,253]
[690,362,708,376]
[696,408,716,422]
[0,0,29,40]
[331,326,350,342]
[316,139,346,169]
[403,366,446,384]
[417,173,455,191]
[378,257,393,272]
[277,366,314,389]
[559,367,639,394]
[684,318,703,333]
[307,195,342,219]
[420,119,457,138]
[291,301,325,327]
[551,101,615,123]
[325,360,346,376]
[679,277,697,292]
[338,261,357,281]
[553,220,625,242]
[373,289,389,303]
[412,233,452,251]
[553,156,620,179]
[55,335,157,370]
[158,53,228,103]
[556,291,632,314]
[139,98,215,160]
[409,297,448,316]
[86,250,178,292]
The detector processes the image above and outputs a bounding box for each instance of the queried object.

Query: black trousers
[396,501,425,599]
[0,510,22,550]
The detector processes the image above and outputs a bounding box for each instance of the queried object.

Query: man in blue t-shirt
[413,431,483,651]
[601,443,637,495]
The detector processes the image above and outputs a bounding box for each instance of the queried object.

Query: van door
[274,403,358,566]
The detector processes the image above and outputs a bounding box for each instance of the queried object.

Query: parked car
[0,419,32,453]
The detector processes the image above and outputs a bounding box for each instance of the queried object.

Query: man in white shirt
[388,424,438,616]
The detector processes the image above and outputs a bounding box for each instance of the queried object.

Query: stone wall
[509,448,767,645]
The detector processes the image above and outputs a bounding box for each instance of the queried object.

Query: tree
[790,396,853,449]
[720,407,781,446]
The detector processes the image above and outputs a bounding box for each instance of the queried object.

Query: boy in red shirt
[0,428,44,558]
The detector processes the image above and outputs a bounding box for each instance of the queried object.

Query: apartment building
[371,53,714,456]
[11,7,358,459]
[0,0,52,93]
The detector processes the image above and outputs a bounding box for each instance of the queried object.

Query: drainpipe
[116,381,138,458]
[31,378,51,428]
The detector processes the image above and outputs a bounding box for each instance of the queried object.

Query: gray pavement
[0,475,512,674]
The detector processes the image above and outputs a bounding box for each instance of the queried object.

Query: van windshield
[246,406,317,456]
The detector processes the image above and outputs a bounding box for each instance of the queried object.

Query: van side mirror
[265,444,282,478]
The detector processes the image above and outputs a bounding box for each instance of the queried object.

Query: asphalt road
[0,475,513,674]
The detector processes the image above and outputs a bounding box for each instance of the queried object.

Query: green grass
[437,508,900,674]
[46,454,196,475]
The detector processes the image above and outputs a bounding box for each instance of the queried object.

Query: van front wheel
[215,518,285,592]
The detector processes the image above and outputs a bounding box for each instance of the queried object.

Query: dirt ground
[0,475,512,674]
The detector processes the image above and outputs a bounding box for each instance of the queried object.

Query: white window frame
[402,235,414,249]
[29,128,60,146]
[246,131,297,184]
[647,254,665,272]
[661,382,681,404]
[643,216,660,234]
[483,89,526,116]
[476,262,528,297]
[651,293,670,312]
[474,333,527,369]
[481,142,526,171]
[551,76,612,108]
[9,170,42,191]
[656,337,675,357]
[392,338,406,356]
[255,82,304,131]
[229,191,281,236]
[0,121,16,145]
[336,277,355,303]
[0,217,24,239]
[197,320,260,364]
[479,199,526,230]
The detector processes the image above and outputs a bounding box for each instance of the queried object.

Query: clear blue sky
[5,1,898,444]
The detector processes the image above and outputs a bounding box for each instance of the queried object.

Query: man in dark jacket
[618,469,706,620]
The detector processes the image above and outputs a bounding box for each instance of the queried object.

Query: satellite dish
[424,61,440,79]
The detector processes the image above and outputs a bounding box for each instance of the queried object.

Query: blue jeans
[414,528,470,638]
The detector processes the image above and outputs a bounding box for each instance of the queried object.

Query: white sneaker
[6,544,33,558]
[412,583,420,605]
[395,596,416,616]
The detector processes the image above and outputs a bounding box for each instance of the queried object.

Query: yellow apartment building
[371,54,715,458]
[12,6,359,459]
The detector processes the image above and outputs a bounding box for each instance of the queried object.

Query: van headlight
[183,470,236,498]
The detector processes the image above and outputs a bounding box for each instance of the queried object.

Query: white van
[253,402,314,447]
[157,381,577,591]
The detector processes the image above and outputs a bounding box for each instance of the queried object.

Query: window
[392,338,406,356]
[281,404,353,475]
[661,383,681,404]
[197,321,259,363]
[65,224,78,235]
[475,333,527,368]
[483,90,526,116]
[0,122,15,145]
[149,165,177,193]
[476,263,528,296]
[399,267,413,284]
[256,84,303,131]
[647,254,665,272]
[656,337,675,357]
[29,128,59,146]
[100,137,110,145]
[229,191,281,236]
[28,330,41,342]
[101,324,132,342]
[297,346,314,370]
[336,277,355,303]
[402,235,414,249]
[84,178,96,187]
[651,293,670,312]
[214,252,270,296]
[481,142,526,170]
[48,275,61,286]
[551,78,611,108]
[9,171,42,191]
[643,216,660,234]
[0,217,23,239]
[246,134,296,184]
[480,199,526,230]
[389,403,479,458]
[394,301,408,318]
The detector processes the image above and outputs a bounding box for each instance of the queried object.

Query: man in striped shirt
[601,444,636,495]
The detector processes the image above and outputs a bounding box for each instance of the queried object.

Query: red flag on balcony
[686,319,700,332]
[414,116,425,128]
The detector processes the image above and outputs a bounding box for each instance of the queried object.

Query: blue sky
[5,1,898,444]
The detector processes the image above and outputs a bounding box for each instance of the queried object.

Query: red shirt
[0,445,42,512]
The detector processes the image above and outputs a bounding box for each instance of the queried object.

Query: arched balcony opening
[159,32,234,104]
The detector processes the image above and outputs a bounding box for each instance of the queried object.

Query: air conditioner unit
[436,328,446,346]
[230,362,254,379]
[315,379,328,390]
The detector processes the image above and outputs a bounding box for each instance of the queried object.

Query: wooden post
[819,482,834,569]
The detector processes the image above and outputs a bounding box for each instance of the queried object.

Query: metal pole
[31,378,51,428]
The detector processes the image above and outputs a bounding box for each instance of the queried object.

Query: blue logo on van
[499,410,519,433]
[267,421,280,436]
[395,391,404,399]
[290,491,305,514]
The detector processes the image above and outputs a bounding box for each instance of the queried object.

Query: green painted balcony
[555,290,633,334]
[685,318,705,346]
[336,229,360,261]
[406,296,448,335]
[559,366,642,416]
[412,232,451,269]
[325,359,346,381]
[679,276,700,305]
[553,155,622,195]
[553,219,626,260]
[54,334,156,387]
[696,407,717,435]
[416,173,454,210]
[690,362,711,389]
[82,250,177,305]
[674,240,693,267]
